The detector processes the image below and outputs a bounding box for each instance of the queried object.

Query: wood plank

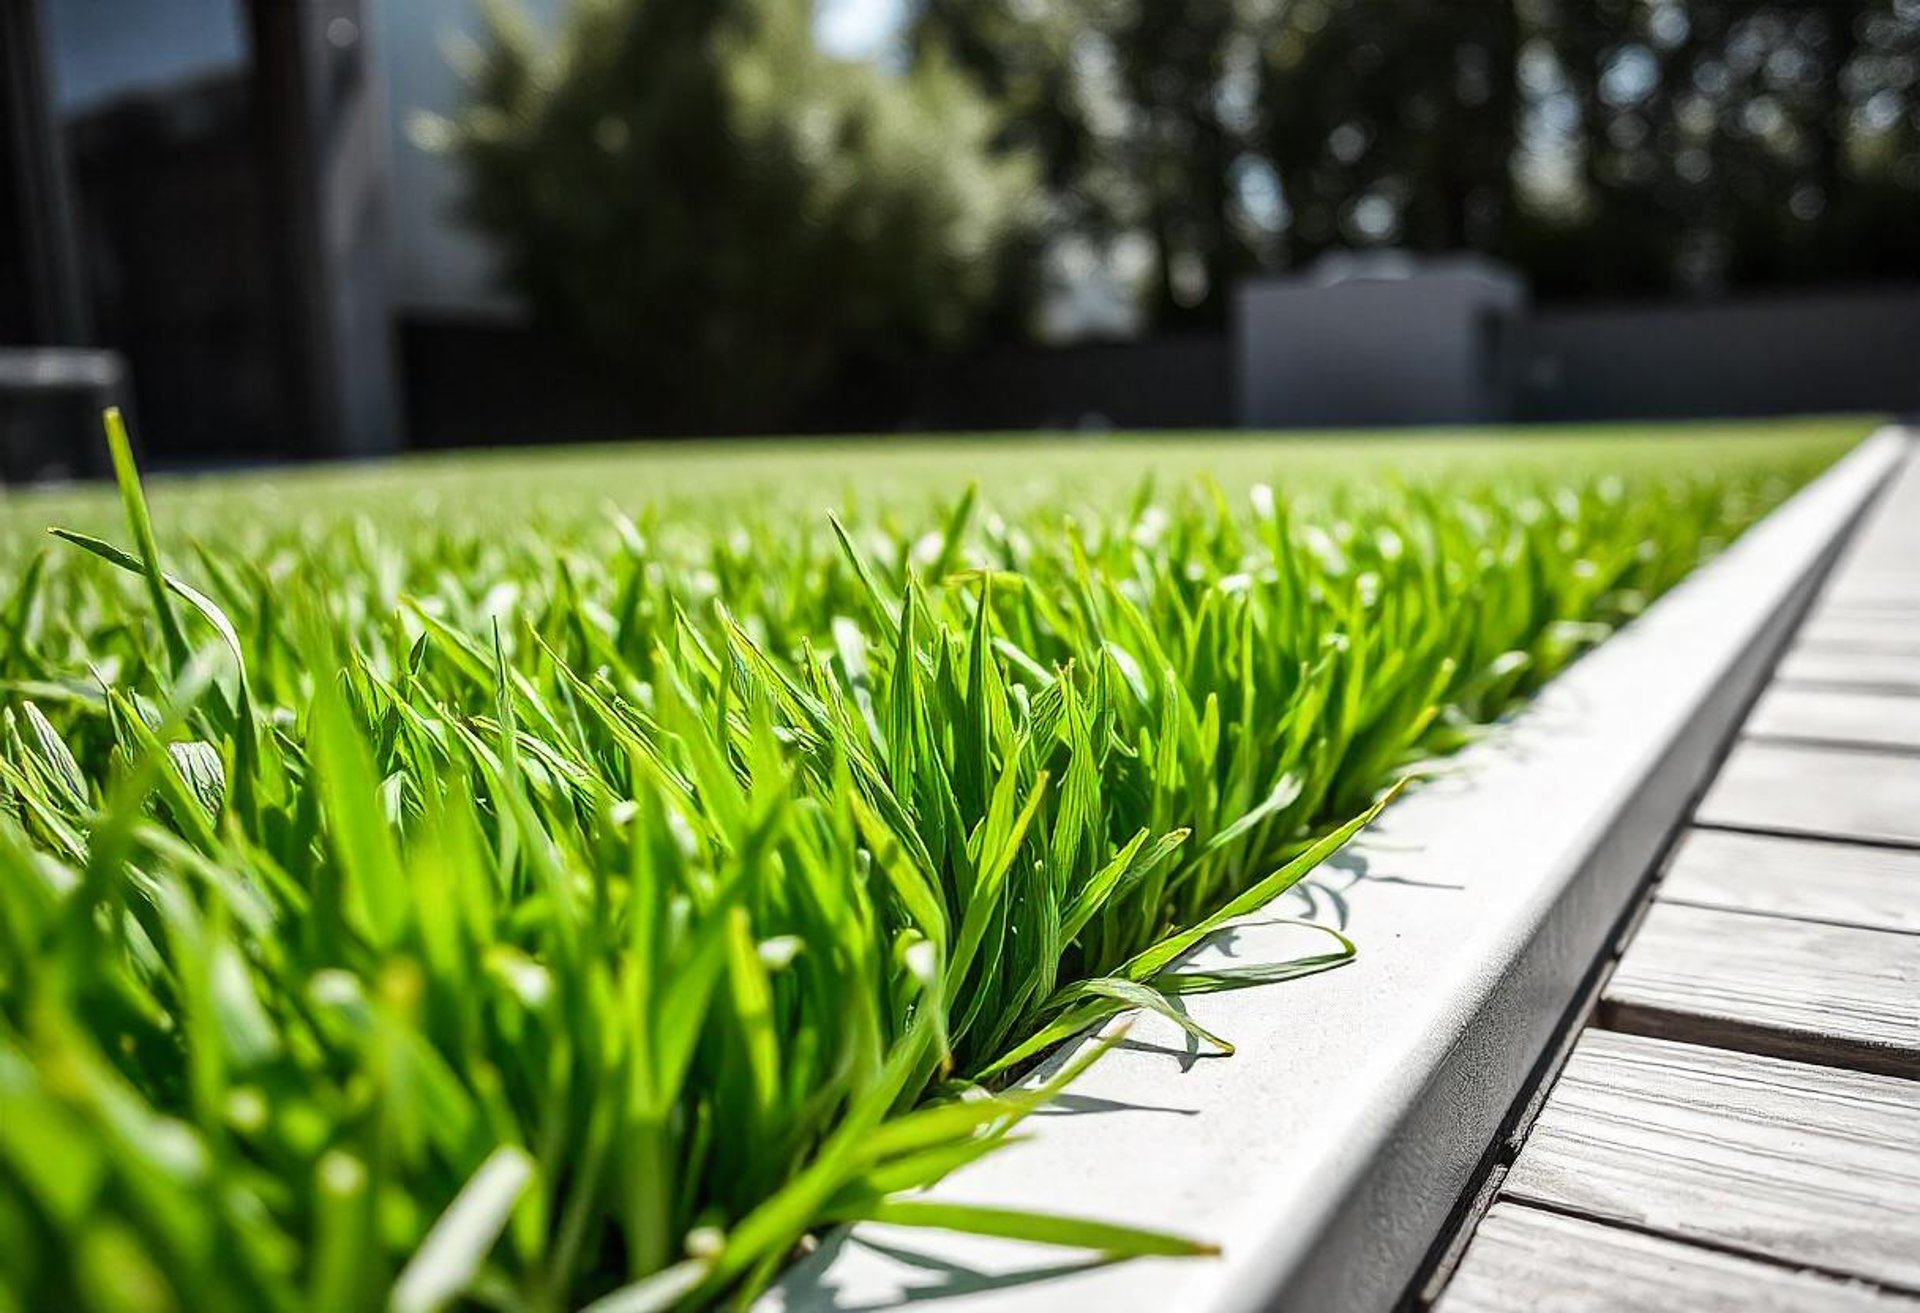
[1439,1203,1918,1313]
[1745,686,1920,752]
[1501,1031,1920,1291]
[1603,901,1919,1077]
[1776,646,1920,695]
[1819,591,1920,615]
[1696,741,1920,847]
[1659,828,1920,934]
[1798,613,1920,657]
[1820,587,1920,614]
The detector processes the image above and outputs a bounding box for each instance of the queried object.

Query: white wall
[1236,255,1526,427]
[367,0,564,315]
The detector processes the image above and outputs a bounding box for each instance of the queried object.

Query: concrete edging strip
[766,426,1910,1313]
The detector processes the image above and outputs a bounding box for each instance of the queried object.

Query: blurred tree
[908,0,1096,336]
[1253,0,1522,267]
[911,0,1262,331]
[1111,0,1262,326]
[1514,0,1920,298]
[914,0,1917,332]
[436,0,1036,430]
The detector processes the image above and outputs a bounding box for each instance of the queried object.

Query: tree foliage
[440,0,1036,430]
[912,0,1920,331]
[443,0,1917,365]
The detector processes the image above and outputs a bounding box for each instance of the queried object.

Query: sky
[814,0,907,61]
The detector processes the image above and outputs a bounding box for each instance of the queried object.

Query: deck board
[1602,902,1920,1076]
[1499,1031,1920,1292]
[1797,613,1920,656]
[1695,741,1920,847]
[1438,1203,1918,1313]
[1775,646,1920,695]
[1818,591,1920,613]
[1436,440,1920,1312]
[1658,828,1920,934]
[1745,686,1920,752]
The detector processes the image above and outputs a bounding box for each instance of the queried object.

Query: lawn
[0,417,1866,1312]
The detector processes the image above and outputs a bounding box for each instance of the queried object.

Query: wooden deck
[1435,439,1920,1310]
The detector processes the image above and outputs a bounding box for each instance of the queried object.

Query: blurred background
[2,0,1917,479]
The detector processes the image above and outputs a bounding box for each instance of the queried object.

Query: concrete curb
[766,427,1909,1313]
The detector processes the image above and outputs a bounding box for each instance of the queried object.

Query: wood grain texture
[1696,741,1920,847]
[1658,828,1920,934]
[1439,1203,1918,1313]
[1819,585,1920,613]
[1776,646,1920,696]
[1502,1031,1920,1292]
[1603,902,1919,1077]
[1746,686,1920,752]
[1798,613,1920,657]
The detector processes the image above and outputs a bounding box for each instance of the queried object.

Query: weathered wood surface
[1658,827,1920,934]
[1603,902,1920,1076]
[1438,447,1920,1312]
[1439,1203,1919,1313]
[1776,646,1920,695]
[1820,580,1920,608]
[1797,613,1920,656]
[1745,686,1920,753]
[1696,741,1920,847]
[1814,457,1920,613]
[1501,1031,1920,1292]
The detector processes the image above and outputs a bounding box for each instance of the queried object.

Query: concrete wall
[397,282,1919,446]
[398,318,1235,446]
[368,0,564,314]
[949,285,1920,432]
[893,335,1236,433]
[1519,288,1920,422]
[1237,257,1526,428]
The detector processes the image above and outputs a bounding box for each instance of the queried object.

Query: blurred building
[2,0,396,476]
[1238,255,1527,429]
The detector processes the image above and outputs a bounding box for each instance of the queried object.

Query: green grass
[0,417,1864,1312]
